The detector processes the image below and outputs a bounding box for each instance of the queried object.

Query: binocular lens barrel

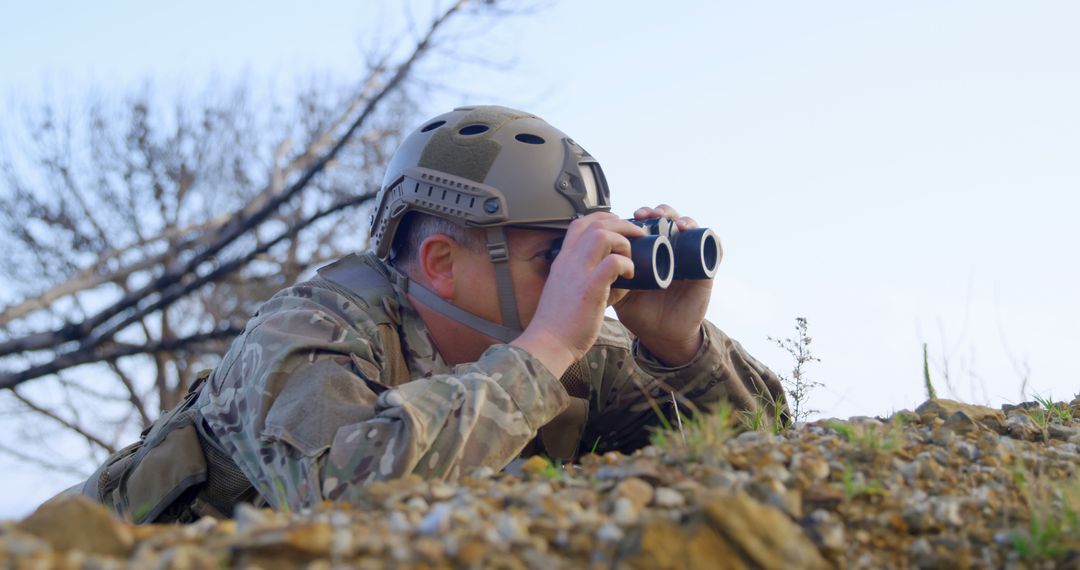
[673,228,721,280]
[612,235,674,290]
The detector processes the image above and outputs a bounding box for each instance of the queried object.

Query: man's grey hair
[390,213,485,274]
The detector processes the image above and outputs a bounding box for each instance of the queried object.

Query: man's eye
[542,239,563,262]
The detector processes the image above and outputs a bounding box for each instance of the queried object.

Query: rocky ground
[2,397,1079,569]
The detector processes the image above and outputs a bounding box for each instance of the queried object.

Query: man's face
[451,227,562,334]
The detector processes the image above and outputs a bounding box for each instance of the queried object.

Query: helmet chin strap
[388,226,524,344]
[484,227,523,331]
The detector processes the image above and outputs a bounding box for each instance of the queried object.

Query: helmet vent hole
[515,133,545,145]
[421,120,445,132]
[458,124,489,136]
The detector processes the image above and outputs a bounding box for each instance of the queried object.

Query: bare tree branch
[10,389,115,454]
[0,0,468,361]
[1,325,245,389]
[0,212,236,328]
[107,357,152,428]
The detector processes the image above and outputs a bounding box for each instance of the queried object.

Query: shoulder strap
[316,253,410,385]
[317,253,398,298]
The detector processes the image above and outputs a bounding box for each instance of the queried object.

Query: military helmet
[369,105,611,259]
[368,105,613,342]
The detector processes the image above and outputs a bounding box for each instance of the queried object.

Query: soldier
[73,105,787,523]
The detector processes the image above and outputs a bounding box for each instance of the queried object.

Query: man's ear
[416,234,457,299]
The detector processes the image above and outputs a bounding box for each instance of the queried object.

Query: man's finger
[594,254,635,286]
[675,216,699,230]
[651,203,679,218]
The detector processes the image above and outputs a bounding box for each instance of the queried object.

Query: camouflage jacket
[197,252,786,512]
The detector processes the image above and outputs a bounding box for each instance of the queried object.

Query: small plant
[1022,394,1074,441]
[769,317,823,423]
[737,406,768,433]
[541,459,563,480]
[840,462,888,500]
[1010,469,1080,560]
[922,343,938,400]
[1033,393,1074,423]
[522,455,564,480]
[826,418,902,456]
[649,401,735,461]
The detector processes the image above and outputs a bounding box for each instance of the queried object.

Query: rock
[1002,401,1040,413]
[803,485,845,511]
[596,522,624,542]
[612,497,640,526]
[901,501,936,533]
[1048,423,1079,441]
[240,521,333,557]
[653,487,686,508]
[955,440,980,461]
[704,469,747,490]
[149,544,221,569]
[620,490,827,570]
[387,510,411,533]
[454,539,489,566]
[429,481,455,501]
[790,452,830,483]
[1007,413,1042,441]
[496,512,530,544]
[364,474,425,508]
[751,477,802,519]
[910,536,973,569]
[614,477,654,512]
[404,496,429,511]
[413,537,445,563]
[417,502,452,535]
[522,481,554,507]
[734,430,774,446]
[0,528,51,557]
[909,537,936,567]
[932,497,963,528]
[916,399,1006,433]
[943,410,982,435]
[469,465,496,479]
[234,503,275,535]
[620,514,740,569]
[806,509,846,552]
[16,495,134,558]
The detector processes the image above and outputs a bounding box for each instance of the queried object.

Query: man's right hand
[510,212,645,378]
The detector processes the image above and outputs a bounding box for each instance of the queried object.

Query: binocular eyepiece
[546,218,721,290]
[611,218,721,289]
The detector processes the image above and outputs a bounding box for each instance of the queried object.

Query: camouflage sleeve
[199,286,569,512]
[583,319,789,453]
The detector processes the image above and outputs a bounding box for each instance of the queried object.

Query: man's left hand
[611,204,719,367]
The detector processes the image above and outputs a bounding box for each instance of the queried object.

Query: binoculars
[611,218,721,289]
[547,218,721,289]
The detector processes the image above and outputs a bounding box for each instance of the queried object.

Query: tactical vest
[71,253,589,523]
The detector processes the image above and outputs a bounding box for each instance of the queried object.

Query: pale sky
[1,1,1077,517]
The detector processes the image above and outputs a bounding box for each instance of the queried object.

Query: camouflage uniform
[197,252,786,512]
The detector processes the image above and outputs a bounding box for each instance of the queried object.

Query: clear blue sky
[1,1,1078,516]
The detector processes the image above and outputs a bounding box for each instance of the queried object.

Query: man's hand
[612,204,718,367]
[511,212,646,378]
